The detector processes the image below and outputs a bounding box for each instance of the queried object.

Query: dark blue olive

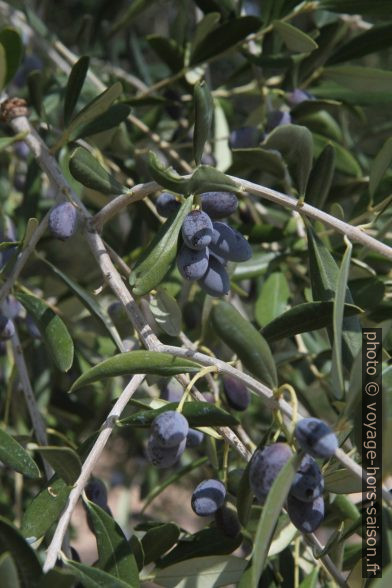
[85,478,109,510]
[151,410,189,448]
[295,418,338,459]
[201,192,238,219]
[287,494,325,533]
[177,244,209,281]
[0,316,15,340]
[26,316,41,339]
[13,141,29,160]
[209,221,252,262]
[186,428,204,448]
[146,435,186,468]
[156,193,181,217]
[249,443,293,504]
[198,255,230,297]
[290,455,324,503]
[182,210,213,250]
[191,479,226,516]
[229,127,261,149]
[222,375,250,411]
[13,55,43,87]
[215,504,241,537]
[287,89,313,107]
[266,110,292,133]
[48,202,78,241]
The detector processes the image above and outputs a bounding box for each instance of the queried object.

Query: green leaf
[39,256,123,350]
[305,144,335,209]
[0,27,23,87]
[0,44,5,90]
[72,104,131,141]
[255,272,290,328]
[109,0,160,36]
[38,568,77,588]
[64,560,131,588]
[27,70,44,117]
[324,65,392,93]
[311,82,392,106]
[273,21,318,53]
[21,478,70,541]
[148,152,241,195]
[142,523,180,565]
[0,131,28,152]
[84,500,139,586]
[190,16,260,65]
[250,453,302,587]
[0,517,42,588]
[191,13,221,58]
[16,292,74,373]
[312,134,361,177]
[58,82,122,149]
[230,147,286,178]
[323,468,361,494]
[211,301,278,390]
[299,568,319,588]
[149,287,182,336]
[34,447,81,485]
[306,225,361,367]
[147,35,184,72]
[130,197,193,296]
[193,81,214,165]
[158,528,242,568]
[328,22,392,65]
[331,239,352,397]
[154,555,247,588]
[0,429,40,478]
[369,137,392,199]
[0,552,21,588]
[261,301,362,343]
[63,56,90,126]
[69,146,126,195]
[319,0,392,17]
[118,400,239,428]
[237,460,253,527]
[264,124,313,196]
[70,351,201,392]
[232,251,278,280]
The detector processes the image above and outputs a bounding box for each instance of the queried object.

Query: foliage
[0,0,391,587]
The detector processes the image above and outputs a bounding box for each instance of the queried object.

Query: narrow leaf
[154,555,247,588]
[312,133,361,177]
[130,198,193,296]
[328,22,392,65]
[70,351,201,392]
[255,272,290,328]
[147,35,184,72]
[149,288,182,336]
[305,144,335,208]
[261,301,362,342]
[274,21,318,53]
[251,453,302,586]
[0,27,23,87]
[142,523,180,565]
[193,81,214,165]
[0,552,20,588]
[211,301,278,390]
[331,239,352,397]
[69,146,126,195]
[0,517,42,588]
[16,292,74,373]
[369,137,392,199]
[85,500,139,586]
[63,56,90,126]
[34,447,81,485]
[71,104,131,141]
[0,429,40,479]
[64,560,131,588]
[118,401,239,428]
[21,478,70,542]
[324,65,392,93]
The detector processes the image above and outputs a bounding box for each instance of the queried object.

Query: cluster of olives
[145,409,203,469]
[156,191,252,297]
[249,417,338,533]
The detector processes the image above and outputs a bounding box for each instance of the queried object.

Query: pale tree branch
[43,374,145,572]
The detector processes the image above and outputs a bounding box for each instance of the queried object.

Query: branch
[234,176,392,261]
[43,374,145,572]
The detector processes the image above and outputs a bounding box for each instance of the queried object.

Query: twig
[43,374,145,572]
[0,213,49,306]
[7,318,53,479]
[234,176,392,261]
[92,181,159,230]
